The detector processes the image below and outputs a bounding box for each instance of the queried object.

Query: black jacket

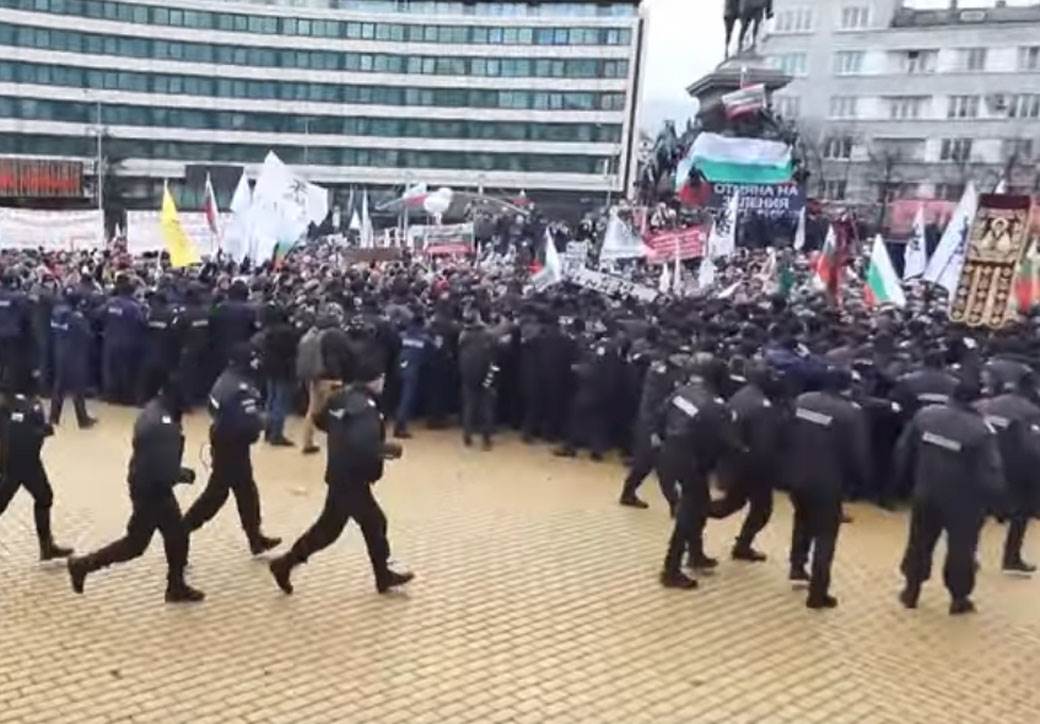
[0,393,52,477]
[785,391,870,500]
[724,383,786,486]
[658,379,742,475]
[317,384,388,486]
[894,401,1004,518]
[260,322,299,381]
[891,368,959,420]
[458,324,497,388]
[974,393,1040,514]
[209,368,264,447]
[128,399,187,499]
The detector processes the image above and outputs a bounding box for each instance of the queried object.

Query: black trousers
[0,462,56,546]
[286,483,390,582]
[461,383,495,442]
[183,447,263,546]
[1005,515,1031,564]
[564,400,607,456]
[790,492,842,601]
[620,425,677,510]
[50,369,89,426]
[709,478,773,549]
[660,450,709,574]
[900,501,983,600]
[80,492,189,584]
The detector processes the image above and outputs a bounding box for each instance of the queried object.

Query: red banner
[643,226,707,264]
[0,158,83,198]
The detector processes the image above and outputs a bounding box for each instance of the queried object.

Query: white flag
[924,181,978,294]
[349,210,361,232]
[903,204,927,280]
[698,256,716,289]
[222,170,252,263]
[360,190,374,248]
[710,192,738,258]
[793,206,806,251]
[658,262,671,295]
[533,229,563,288]
[599,210,648,264]
[249,152,328,261]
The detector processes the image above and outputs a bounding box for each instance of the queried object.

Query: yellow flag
[160,182,200,268]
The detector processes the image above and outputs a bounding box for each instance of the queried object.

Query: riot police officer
[710,361,786,562]
[100,274,147,404]
[0,270,30,394]
[975,375,1040,574]
[138,291,180,405]
[619,350,681,512]
[269,343,413,595]
[786,368,870,609]
[49,290,97,429]
[657,357,743,590]
[209,280,257,389]
[393,313,429,439]
[67,379,203,603]
[175,283,212,406]
[0,387,73,561]
[182,344,280,556]
[458,311,499,450]
[895,377,1005,614]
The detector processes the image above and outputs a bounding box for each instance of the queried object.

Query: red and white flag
[203,173,219,236]
[721,83,766,119]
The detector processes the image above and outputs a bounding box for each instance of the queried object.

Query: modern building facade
[762,0,1040,206]
[0,0,646,210]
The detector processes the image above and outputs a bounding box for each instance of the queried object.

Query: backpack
[295,327,327,381]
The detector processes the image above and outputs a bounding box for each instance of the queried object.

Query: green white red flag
[864,233,906,308]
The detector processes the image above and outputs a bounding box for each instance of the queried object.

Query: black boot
[660,570,698,590]
[806,594,838,609]
[732,544,767,562]
[789,567,810,583]
[250,534,282,556]
[949,598,976,616]
[619,494,649,509]
[899,584,920,610]
[687,553,718,570]
[1002,558,1037,575]
[35,507,73,561]
[269,555,295,594]
[377,570,415,594]
[67,556,88,594]
[165,576,205,604]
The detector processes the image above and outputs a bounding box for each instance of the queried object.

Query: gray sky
[639,0,1037,131]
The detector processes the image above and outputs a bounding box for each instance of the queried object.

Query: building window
[1003,138,1035,162]
[829,96,858,119]
[833,51,864,75]
[940,138,973,162]
[822,180,847,200]
[839,5,870,30]
[935,183,965,202]
[873,138,926,162]
[774,95,800,119]
[958,48,987,72]
[1019,46,1040,71]
[772,7,813,33]
[1010,94,1040,119]
[947,95,980,119]
[903,50,937,74]
[887,96,927,120]
[823,136,854,160]
[772,53,807,76]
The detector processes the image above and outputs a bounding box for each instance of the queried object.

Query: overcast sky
[639,0,1037,131]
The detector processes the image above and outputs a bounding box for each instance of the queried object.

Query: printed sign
[710,183,805,216]
[0,208,102,250]
[409,223,475,255]
[568,267,658,302]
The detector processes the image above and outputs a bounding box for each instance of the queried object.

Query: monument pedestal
[686,52,792,124]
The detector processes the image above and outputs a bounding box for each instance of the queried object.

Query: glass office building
[0,0,646,207]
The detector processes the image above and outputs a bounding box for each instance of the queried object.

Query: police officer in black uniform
[975,374,1040,573]
[895,376,1005,614]
[458,310,499,450]
[658,357,743,590]
[709,361,787,562]
[0,270,30,394]
[0,386,73,561]
[67,379,203,603]
[269,341,413,595]
[176,283,212,406]
[182,344,280,556]
[786,368,870,609]
[619,350,682,512]
[138,291,181,405]
[49,289,97,429]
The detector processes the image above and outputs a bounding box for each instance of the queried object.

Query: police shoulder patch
[672,396,699,418]
[922,431,961,452]
[795,408,832,427]
[984,414,1010,429]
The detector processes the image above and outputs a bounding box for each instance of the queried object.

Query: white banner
[562,242,589,276]
[568,267,658,302]
[407,223,475,254]
[127,210,227,256]
[0,209,103,251]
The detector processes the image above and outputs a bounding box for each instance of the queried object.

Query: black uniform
[270,383,412,594]
[785,389,870,607]
[183,364,279,554]
[619,354,679,511]
[0,284,30,393]
[709,381,785,559]
[458,322,498,448]
[0,393,72,560]
[68,395,202,602]
[974,392,1040,571]
[138,298,181,404]
[894,400,1004,612]
[657,378,742,587]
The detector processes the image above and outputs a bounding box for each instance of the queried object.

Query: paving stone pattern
[0,405,1037,723]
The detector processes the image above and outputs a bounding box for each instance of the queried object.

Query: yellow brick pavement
[0,404,1037,723]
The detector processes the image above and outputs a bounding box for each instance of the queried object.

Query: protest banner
[562,242,589,275]
[127,210,227,257]
[342,247,403,264]
[409,223,475,255]
[568,267,658,302]
[643,226,706,264]
[0,208,103,250]
[709,182,805,216]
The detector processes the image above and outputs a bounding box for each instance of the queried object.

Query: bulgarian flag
[813,223,838,290]
[864,233,906,308]
[1014,249,1040,313]
[203,173,220,236]
[721,83,766,119]
[689,132,793,185]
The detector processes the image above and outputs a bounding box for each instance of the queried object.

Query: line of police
[0,254,1037,613]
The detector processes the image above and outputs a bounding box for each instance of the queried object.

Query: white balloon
[423,192,451,216]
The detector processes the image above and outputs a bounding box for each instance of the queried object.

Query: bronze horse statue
[724,0,773,58]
